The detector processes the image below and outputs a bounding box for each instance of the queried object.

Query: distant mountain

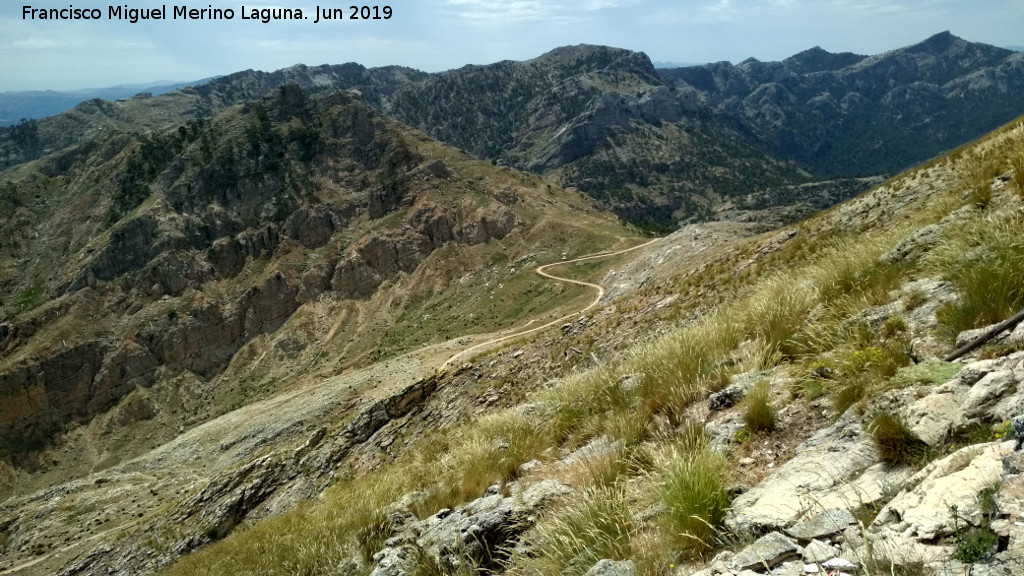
[3,32,1023,231]
[0,79,214,126]
[1008,45,1024,52]
[661,31,1024,176]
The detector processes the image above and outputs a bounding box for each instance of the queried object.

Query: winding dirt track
[440,238,659,371]
[0,238,658,576]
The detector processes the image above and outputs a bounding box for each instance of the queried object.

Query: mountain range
[4,32,1022,231]
[0,79,214,127]
[2,31,1024,576]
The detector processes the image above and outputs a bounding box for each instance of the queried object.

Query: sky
[1,0,1022,91]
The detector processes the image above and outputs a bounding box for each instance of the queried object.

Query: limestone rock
[729,531,799,572]
[726,415,878,535]
[584,559,636,576]
[874,442,1011,540]
[801,539,836,563]
[708,370,760,411]
[786,509,856,541]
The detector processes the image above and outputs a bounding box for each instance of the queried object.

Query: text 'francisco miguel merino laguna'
[22,5,393,23]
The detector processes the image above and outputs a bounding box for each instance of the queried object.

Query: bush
[658,446,731,559]
[743,382,776,434]
[869,412,931,466]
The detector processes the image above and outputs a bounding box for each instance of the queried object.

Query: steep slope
[116,120,1024,576]
[0,83,634,495]
[382,45,810,230]
[5,33,1023,233]
[661,31,1024,176]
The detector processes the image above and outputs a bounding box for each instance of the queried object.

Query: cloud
[443,0,641,24]
[11,37,59,49]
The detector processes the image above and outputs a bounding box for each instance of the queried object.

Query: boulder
[726,414,879,535]
[801,539,836,563]
[729,531,799,572]
[708,371,760,411]
[874,442,1011,540]
[786,509,856,541]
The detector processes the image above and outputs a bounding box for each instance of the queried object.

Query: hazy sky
[1,0,1022,91]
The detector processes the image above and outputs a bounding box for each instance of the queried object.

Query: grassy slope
[158,115,1024,576]
[0,93,638,499]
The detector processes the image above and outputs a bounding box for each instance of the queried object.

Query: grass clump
[743,381,776,434]
[928,211,1024,340]
[861,558,932,576]
[1011,153,1024,197]
[868,412,932,466]
[657,444,731,559]
[511,486,634,576]
[356,512,395,564]
[630,318,738,422]
[455,409,554,499]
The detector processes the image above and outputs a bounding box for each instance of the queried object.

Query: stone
[786,509,856,541]
[584,559,636,576]
[905,382,966,445]
[801,539,836,563]
[963,371,1017,420]
[1009,323,1024,345]
[729,532,799,572]
[708,371,760,411]
[410,479,570,571]
[881,225,941,264]
[334,557,364,576]
[726,415,878,535]
[957,324,1010,349]
[821,557,856,570]
[561,436,620,467]
[874,442,1011,540]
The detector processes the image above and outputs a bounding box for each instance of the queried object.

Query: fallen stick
[944,306,1024,362]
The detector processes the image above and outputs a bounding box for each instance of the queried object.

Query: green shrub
[743,382,776,434]
[953,527,997,564]
[658,446,731,559]
[869,413,931,466]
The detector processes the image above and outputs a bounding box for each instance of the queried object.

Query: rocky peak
[782,46,866,73]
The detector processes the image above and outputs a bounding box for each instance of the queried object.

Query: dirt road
[440,238,659,370]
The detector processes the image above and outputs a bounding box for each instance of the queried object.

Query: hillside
[0,83,636,504]
[5,33,1023,232]
[661,31,1024,177]
[1,88,1022,574]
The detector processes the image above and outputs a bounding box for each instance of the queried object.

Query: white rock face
[875,442,1012,540]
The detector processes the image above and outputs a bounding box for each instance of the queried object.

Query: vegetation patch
[657,444,731,559]
[868,412,933,467]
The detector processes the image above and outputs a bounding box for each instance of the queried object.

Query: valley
[2,31,1024,576]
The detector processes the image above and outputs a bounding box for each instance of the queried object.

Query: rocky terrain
[5,33,1022,230]
[3,32,1024,576]
[0,81,633,503]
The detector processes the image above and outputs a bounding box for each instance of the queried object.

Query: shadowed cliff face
[0,84,606,474]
